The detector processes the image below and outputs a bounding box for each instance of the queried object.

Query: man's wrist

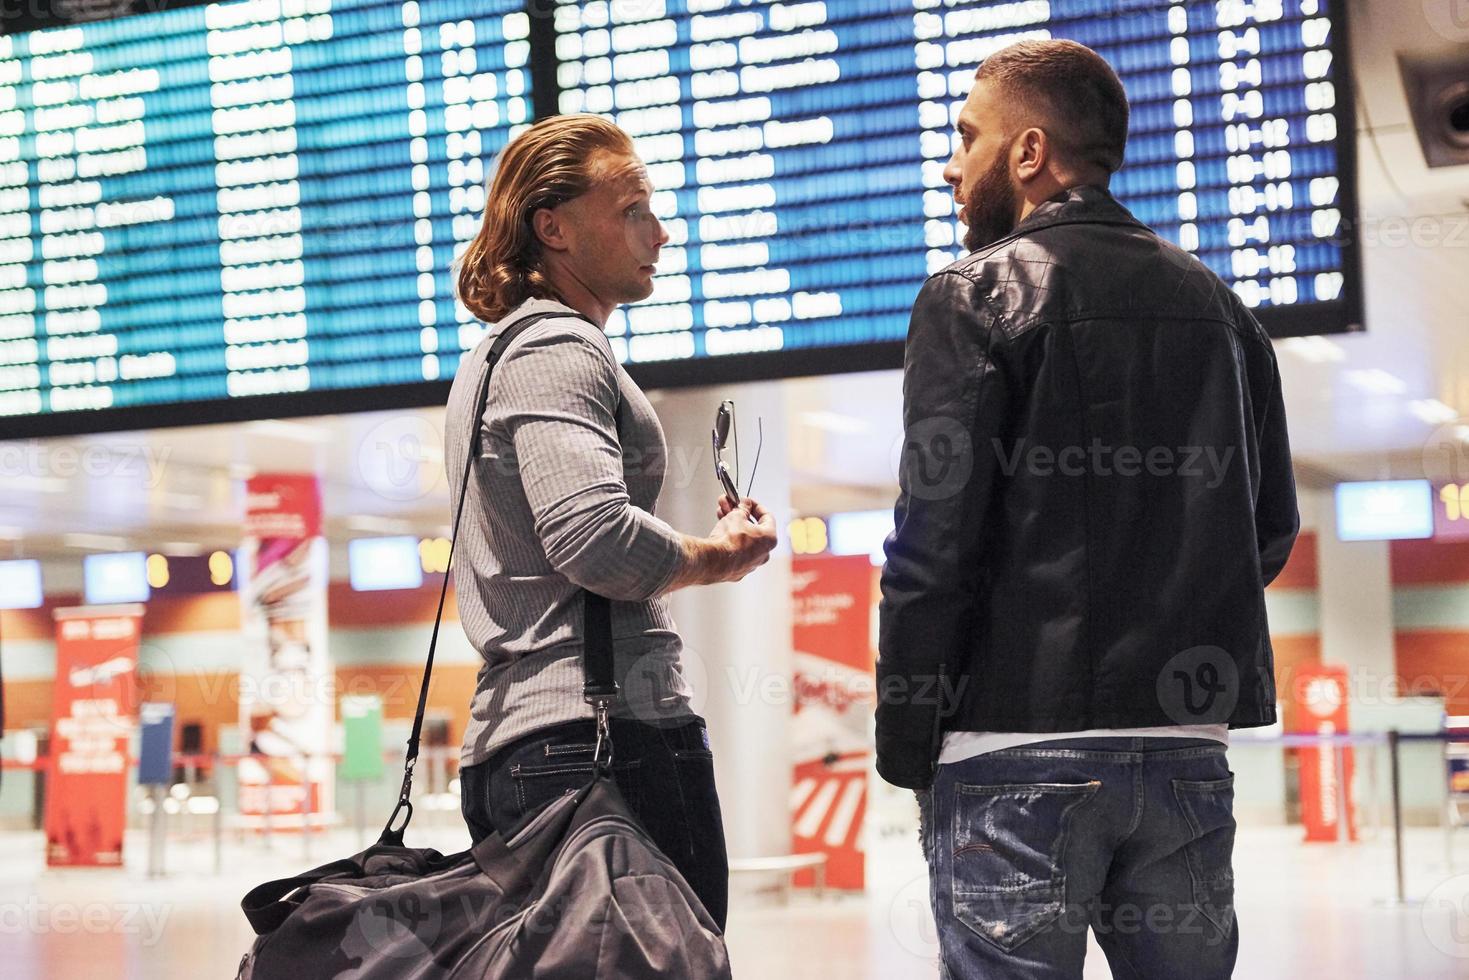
[664,534,730,592]
[695,534,734,583]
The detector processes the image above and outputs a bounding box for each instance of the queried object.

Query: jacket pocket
[1171,774,1237,938]
[949,780,1099,952]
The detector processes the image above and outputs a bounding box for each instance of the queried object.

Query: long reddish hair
[455,114,634,322]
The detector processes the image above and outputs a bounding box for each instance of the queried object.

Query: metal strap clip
[591,699,613,771]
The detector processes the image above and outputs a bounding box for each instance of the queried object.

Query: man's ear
[1013,127,1049,184]
[531,206,571,253]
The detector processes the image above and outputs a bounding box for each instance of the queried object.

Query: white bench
[728,852,828,900]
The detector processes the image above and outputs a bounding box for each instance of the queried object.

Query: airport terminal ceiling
[0,0,1365,438]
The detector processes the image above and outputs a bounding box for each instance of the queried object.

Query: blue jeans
[459,715,729,930]
[919,738,1237,979]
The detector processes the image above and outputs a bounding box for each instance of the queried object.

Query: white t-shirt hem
[938,725,1229,766]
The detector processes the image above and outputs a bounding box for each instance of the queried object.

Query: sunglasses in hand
[712,399,762,523]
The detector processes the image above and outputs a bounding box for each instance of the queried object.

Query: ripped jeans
[918,738,1237,980]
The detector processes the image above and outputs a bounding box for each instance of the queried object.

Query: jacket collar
[1008,183,1145,239]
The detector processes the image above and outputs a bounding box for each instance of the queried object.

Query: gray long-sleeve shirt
[444,297,696,766]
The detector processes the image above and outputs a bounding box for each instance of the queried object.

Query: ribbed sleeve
[492,322,686,601]
[443,298,695,766]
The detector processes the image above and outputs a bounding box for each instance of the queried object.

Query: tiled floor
[1,817,1467,978]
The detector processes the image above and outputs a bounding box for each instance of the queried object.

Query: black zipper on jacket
[928,661,948,780]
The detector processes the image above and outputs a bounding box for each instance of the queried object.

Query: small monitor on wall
[0,559,44,610]
[348,537,424,592]
[828,510,896,565]
[83,552,151,605]
[1335,480,1434,541]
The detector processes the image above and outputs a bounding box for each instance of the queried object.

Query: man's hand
[661,497,778,593]
[707,496,777,583]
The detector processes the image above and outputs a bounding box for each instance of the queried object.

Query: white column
[652,381,793,860]
[1315,486,1396,678]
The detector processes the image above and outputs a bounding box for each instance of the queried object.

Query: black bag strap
[241,857,365,934]
[379,308,619,846]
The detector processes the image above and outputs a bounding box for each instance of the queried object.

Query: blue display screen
[83,550,150,603]
[347,534,424,590]
[0,0,1361,436]
[0,556,43,608]
[1335,480,1433,542]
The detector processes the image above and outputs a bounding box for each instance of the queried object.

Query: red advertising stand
[44,605,143,867]
[1289,665,1358,842]
[238,474,332,825]
[790,554,875,890]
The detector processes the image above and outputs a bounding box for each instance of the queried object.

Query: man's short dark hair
[975,39,1131,176]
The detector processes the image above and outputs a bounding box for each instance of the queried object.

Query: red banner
[1289,665,1357,843]
[790,555,875,890]
[239,474,332,823]
[245,473,322,540]
[44,605,143,867]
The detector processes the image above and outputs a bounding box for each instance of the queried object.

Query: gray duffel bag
[234,773,731,979]
[235,310,731,979]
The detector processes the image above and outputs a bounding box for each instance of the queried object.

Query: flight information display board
[557,0,1361,368]
[1,0,1361,436]
[1,0,532,432]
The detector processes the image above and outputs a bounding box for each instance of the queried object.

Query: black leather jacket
[876,185,1299,790]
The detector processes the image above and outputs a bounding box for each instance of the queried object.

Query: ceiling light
[1344,369,1408,396]
[61,532,130,551]
[245,419,332,444]
[162,492,204,509]
[1282,336,1346,363]
[346,515,415,534]
[799,410,871,435]
[0,474,67,494]
[1409,399,1458,425]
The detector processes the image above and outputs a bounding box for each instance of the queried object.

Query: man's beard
[961,145,1020,253]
